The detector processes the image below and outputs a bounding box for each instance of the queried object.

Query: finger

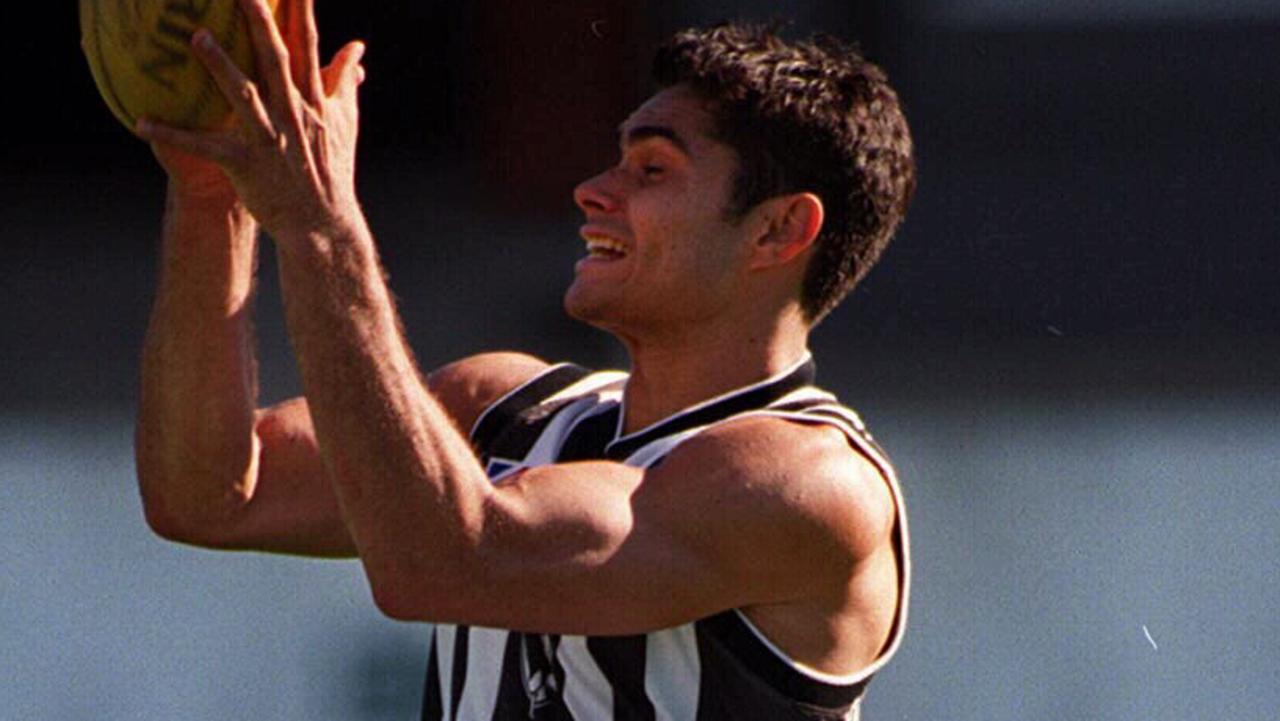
[238,0,293,108]
[280,0,323,103]
[190,29,276,137]
[137,118,240,167]
[300,0,324,103]
[324,41,367,98]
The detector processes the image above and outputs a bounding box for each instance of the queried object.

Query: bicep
[467,460,723,634]
[446,455,848,634]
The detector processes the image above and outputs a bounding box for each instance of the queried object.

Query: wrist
[159,191,260,314]
[274,206,371,264]
[166,184,252,225]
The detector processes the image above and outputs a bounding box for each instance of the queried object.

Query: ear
[747,193,824,271]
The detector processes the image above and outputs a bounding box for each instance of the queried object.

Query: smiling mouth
[583,233,628,260]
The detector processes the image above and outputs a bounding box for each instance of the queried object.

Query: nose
[574,169,619,214]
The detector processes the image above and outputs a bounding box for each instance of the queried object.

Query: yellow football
[80,0,281,135]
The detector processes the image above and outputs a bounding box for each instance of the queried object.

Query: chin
[564,285,602,323]
[563,284,626,334]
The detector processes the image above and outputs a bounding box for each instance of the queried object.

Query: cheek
[628,188,739,286]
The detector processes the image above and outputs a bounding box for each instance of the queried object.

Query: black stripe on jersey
[422,633,443,721]
[491,633,577,720]
[555,405,621,462]
[471,364,592,452]
[484,396,587,470]
[491,632,527,721]
[604,358,816,461]
[450,627,470,721]
[697,611,868,709]
[586,635,657,721]
[490,633,531,720]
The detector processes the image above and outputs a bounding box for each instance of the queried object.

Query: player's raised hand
[149,141,240,208]
[137,0,367,243]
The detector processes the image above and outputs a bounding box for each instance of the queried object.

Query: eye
[641,164,665,178]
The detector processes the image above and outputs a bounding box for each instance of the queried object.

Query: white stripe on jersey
[436,625,457,720]
[772,385,838,406]
[543,371,627,406]
[645,624,701,721]
[558,635,614,719]
[456,628,509,720]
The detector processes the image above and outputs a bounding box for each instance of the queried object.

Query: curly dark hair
[653,23,916,323]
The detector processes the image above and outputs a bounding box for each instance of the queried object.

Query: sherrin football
[80,0,281,134]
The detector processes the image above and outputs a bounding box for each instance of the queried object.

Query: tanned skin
[136,0,899,674]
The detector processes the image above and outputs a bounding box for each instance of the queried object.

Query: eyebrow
[619,124,692,157]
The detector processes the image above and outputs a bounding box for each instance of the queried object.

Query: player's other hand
[150,142,239,208]
[137,0,368,244]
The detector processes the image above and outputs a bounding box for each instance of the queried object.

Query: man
[134,0,916,718]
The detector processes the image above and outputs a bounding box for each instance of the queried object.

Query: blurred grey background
[3,1,1278,718]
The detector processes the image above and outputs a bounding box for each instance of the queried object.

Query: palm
[136,0,366,231]
[150,141,237,204]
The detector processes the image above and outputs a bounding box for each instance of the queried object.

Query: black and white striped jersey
[421,355,910,721]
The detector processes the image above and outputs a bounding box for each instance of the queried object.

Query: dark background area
[5,1,1279,409]
[2,2,1278,719]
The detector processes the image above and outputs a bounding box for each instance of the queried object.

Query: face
[565,85,752,339]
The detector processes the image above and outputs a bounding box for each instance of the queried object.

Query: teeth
[584,233,626,257]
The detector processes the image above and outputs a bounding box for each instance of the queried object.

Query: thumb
[324,40,367,97]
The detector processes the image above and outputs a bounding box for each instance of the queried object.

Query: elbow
[138,490,232,547]
[370,581,429,622]
[367,569,446,623]
[141,496,189,543]
[363,553,478,623]
[134,429,258,547]
[142,502,257,550]
[136,465,192,542]
[364,490,499,623]
[136,467,250,548]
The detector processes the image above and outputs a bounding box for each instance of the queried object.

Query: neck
[616,312,811,435]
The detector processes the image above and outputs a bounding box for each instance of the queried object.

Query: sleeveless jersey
[421,355,910,721]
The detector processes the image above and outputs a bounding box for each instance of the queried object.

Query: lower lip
[575,254,626,273]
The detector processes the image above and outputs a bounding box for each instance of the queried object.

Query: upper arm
[146,396,357,556]
[426,351,552,435]
[397,416,895,634]
[157,352,548,556]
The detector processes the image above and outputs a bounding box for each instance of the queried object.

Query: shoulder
[427,352,552,434]
[652,414,896,582]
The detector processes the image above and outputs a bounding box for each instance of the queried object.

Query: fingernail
[193,29,215,50]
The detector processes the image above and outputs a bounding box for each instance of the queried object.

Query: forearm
[274,220,491,597]
[136,185,262,534]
